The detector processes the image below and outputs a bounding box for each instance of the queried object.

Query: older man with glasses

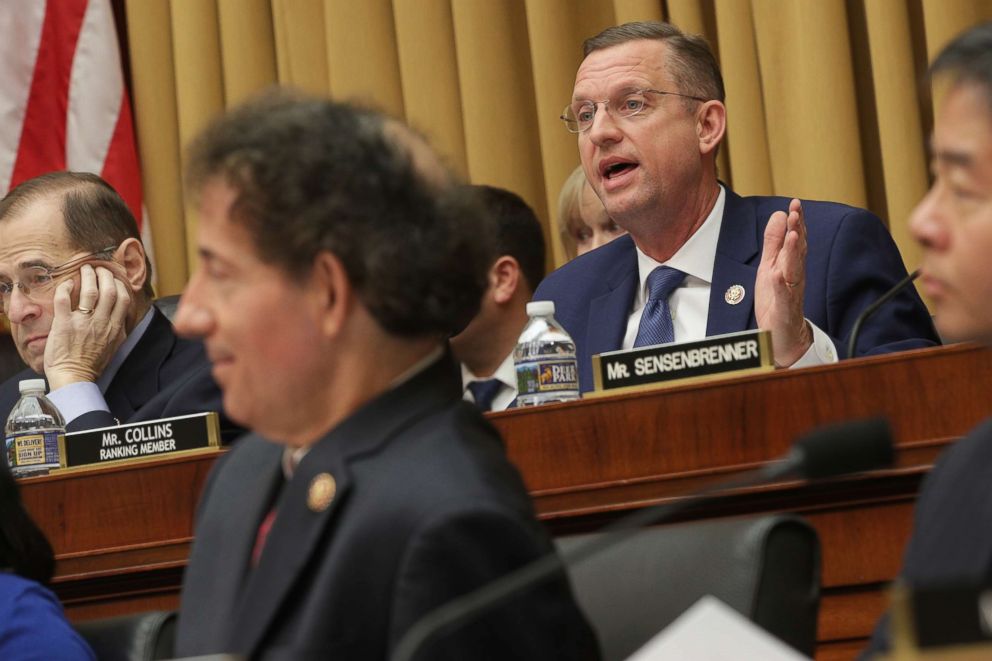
[535,21,939,393]
[0,171,238,441]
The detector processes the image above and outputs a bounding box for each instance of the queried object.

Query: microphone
[847,269,922,359]
[391,417,894,661]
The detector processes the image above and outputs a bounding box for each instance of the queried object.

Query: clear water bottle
[5,379,65,477]
[514,301,580,407]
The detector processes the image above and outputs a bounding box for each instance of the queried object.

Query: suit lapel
[224,440,284,606]
[582,240,638,388]
[231,450,354,653]
[707,190,760,336]
[230,351,461,654]
[103,308,175,419]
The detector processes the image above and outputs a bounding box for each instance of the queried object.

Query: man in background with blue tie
[534,21,938,393]
[450,185,546,412]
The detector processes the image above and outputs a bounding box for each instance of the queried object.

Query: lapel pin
[307,473,337,512]
[724,284,746,305]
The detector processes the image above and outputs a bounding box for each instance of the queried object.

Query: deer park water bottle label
[516,358,579,396]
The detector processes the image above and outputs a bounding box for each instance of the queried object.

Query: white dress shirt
[621,186,837,367]
[460,353,517,412]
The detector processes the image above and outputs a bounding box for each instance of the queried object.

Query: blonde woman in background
[557,165,626,259]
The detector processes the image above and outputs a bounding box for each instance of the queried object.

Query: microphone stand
[847,269,922,359]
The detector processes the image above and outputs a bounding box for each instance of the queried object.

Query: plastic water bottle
[4,379,65,477]
[514,301,580,407]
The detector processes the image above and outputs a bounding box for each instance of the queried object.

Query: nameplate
[590,330,774,396]
[58,411,221,470]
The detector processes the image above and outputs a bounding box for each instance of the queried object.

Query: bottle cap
[526,301,555,317]
[18,379,47,395]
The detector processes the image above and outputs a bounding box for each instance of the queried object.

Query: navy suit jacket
[175,352,598,660]
[861,418,992,657]
[0,307,241,443]
[533,189,940,392]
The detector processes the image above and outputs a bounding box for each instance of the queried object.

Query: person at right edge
[172,92,599,660]
[861,20,992,658]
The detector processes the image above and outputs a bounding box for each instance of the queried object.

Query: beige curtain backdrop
[124,0,992,296]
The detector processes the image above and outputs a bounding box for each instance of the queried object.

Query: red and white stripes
[0,0,148,246]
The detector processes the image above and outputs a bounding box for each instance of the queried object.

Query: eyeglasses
[561,88,709,133]
[0,246,117,315]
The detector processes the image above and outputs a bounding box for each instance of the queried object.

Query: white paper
[626,595,812,661]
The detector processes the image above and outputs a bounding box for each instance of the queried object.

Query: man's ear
[696,100,727,157]
[117,238,147,293]
[311,251,351,337]
[490,255,521,305]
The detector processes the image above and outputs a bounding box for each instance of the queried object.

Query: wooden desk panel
[19,344,992,660]
[20,451,218,619]
[490,344,992,659]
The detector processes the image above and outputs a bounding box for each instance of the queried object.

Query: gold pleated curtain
[124,0,992,297]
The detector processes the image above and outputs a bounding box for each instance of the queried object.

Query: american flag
[0,0,149,247]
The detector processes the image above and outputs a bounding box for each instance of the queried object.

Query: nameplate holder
[57,411,222,471]
[590,329,774,397]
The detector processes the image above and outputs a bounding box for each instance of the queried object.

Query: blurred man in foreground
[0,172,233,438]
[862,21,992,657]
[450,185,546,411]
[173,93,598,660]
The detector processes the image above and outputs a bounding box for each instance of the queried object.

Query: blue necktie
[467,379,503,412]
[634,266,686,347]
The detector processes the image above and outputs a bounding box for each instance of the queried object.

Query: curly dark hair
[185,90,494,337]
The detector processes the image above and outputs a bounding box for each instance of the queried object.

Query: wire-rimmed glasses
[561,88,709,133]
[0,246,117,315]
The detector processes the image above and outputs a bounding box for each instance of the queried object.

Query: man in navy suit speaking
[535,21,939,393]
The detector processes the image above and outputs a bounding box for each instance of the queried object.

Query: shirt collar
[96,306,156,394]
[460,352,516,391]
[282,445,309,480]
[635,184,726,304]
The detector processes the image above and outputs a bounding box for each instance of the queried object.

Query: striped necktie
[634,266,686,347]
[467,379,503,412]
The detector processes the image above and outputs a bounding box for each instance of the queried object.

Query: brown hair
[185,90,495,337]
[583,21,725,108]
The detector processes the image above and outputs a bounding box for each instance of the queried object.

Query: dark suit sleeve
[819,209,939,358]
[860,422,992,658]
[127,364,243,444]
[65,364,243,445]
[389,508,599,661]
[65,410,118,432]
